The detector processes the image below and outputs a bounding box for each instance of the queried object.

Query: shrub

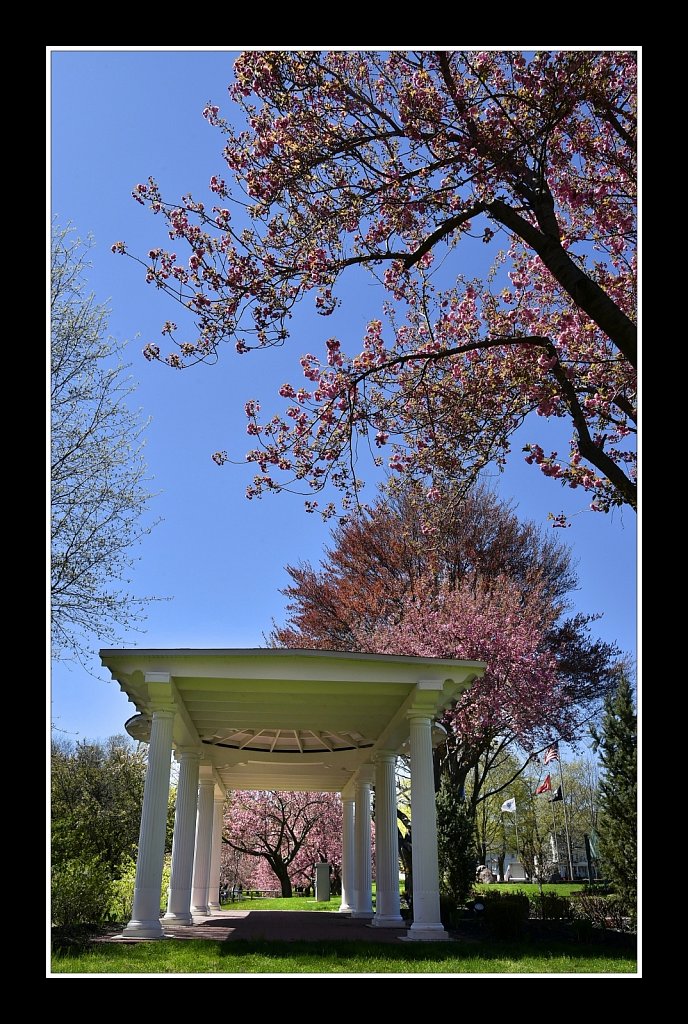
[480,890,530,939]
[108,854,171,923]
[51,858,114,929]
[439,893,463,930]
[534,892,574,921]
[572,917,596,943]
[571,892,626,931]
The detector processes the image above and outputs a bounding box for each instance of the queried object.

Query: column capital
[355,770,375,788]
[174,747,202,763]
[374,750,397,764]
[198,775,216,789]
[150,705,176,719]
[406,708,434,724]
[146,674,176,714]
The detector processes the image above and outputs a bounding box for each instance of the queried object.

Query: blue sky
[49,48,638,744]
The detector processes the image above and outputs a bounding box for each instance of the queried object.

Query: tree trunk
[398,826,413,901]
[271,859,293,897]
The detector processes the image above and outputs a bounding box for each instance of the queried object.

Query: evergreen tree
[436,778,476,907]
[591,675,637,911]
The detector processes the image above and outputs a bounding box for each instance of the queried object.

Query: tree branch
[487,199,637,368]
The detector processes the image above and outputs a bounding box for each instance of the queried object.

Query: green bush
[480,891,530,939]
[51,858,114,929]
[534,892,574,921]
[439,893,463,930]
[108,855,171,923]
[572,917,596,943]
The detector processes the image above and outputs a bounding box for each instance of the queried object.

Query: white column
[208,789,225,912]
[163,747,201,924]
[122,707,175,938]
[339,796,355,913]
[406,711,448,940]
[351,777,373,918]
[191,775,215,917]
[372,752,403,927]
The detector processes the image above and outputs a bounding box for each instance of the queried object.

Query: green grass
[475,883,585,898]
[50,937,636,975]
[221,895,343,912]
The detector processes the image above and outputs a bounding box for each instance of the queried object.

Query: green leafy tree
[474,752,602,880]
[591,675,637,910]
[51,734,174,873]
[51,222,159,662]
[108,854,172,923]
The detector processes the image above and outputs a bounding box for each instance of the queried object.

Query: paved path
[100,910,410,944]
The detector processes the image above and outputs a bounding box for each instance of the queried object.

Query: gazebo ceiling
[101,648,485,793]
[202,726,374,754]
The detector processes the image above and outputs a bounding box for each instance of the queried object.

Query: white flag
[501,798,516,813]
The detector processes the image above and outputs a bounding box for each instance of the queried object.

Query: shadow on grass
[213,937,634,965]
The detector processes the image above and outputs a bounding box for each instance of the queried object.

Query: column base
[191,905,210,917]
[121,919,167,939]
[402,923,450,942]
[371,914,405,928]
[350,910,374,919]
[162,911,193,925]
[208,902,222,913]
[338,904,353,914]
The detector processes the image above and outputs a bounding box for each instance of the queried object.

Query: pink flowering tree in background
[272,480,621,806]
[116,50,636,522]
[366,576,576,806]
[223,790,342,897]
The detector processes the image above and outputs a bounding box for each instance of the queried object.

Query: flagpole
[513,806,520,864]
[557,755,575,882]
[549,798,560,866]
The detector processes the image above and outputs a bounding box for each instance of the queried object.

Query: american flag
[544,743,559,765]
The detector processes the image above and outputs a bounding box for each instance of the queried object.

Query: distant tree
[272,481,621,903]
[51,222,158,662]
[591,674,637,910]
[120,50,636,518]
[474,752,602,881]
[222,791,342,897]
[272,481,620,809]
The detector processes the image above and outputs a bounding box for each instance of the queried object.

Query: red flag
[536,774,552,795]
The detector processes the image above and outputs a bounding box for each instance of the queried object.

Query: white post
[339,796,355,913]
[372,752,403,927]
[406,711,448,940]
[351,777,373,918]
[122,707,175,938]
[191,775,215,917]
[208,789,225,912]
[163,748,201,924]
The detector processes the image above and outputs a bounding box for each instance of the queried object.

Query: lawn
[52,884,636,975]
[50,937,636,975]
[222,895,342,912]
[474,883,586,898]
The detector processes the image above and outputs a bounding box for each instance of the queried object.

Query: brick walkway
[99,910,410,944]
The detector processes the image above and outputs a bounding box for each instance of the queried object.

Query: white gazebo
[100,648,485,941]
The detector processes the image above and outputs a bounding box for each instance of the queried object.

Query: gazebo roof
[100,648,485,794]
